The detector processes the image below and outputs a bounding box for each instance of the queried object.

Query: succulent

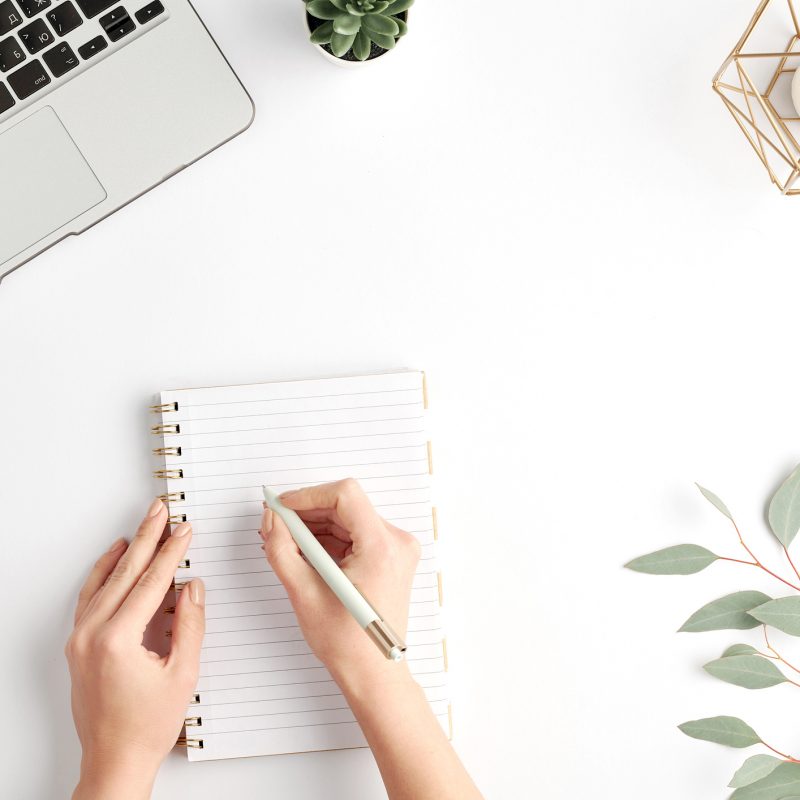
[306,0,414,61]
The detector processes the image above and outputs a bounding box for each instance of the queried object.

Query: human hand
[67,499,205,800]
[260,479,421,692]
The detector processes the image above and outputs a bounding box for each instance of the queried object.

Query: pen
[263,486,407,662]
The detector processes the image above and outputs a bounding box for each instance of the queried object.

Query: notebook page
[153,371,449,761]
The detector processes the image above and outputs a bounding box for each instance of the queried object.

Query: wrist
[73,751,159,800]
[332,657,420,709]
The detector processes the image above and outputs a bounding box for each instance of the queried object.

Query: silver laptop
[0,0,254,282]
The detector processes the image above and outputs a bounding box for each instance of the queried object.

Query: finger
[279,479,385,551]
[87,499,169,623]
[168,579,205,679]
[113,522,193,631]
[305,520,352,543]
[74,538,128,625]
[306,531,351,562]
[261,508,318,594]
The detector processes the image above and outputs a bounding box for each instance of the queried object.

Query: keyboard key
[99,5,133,41]
[0,35,24,70]
[0,1,22,35]
[134,0,161,24]
[77,33,104,58]
[7,56,48,97]
[46,1,81,35]
[17,0,51,17]
[75,0,115,17]
[42,40,76,75]
[18,18,52,53]
[0,81,14,112]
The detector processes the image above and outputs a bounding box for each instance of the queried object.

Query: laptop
[0,0,254,282]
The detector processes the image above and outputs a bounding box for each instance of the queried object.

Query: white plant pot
[304,9,408,68]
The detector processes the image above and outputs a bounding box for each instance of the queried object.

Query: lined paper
[153,371,448,761]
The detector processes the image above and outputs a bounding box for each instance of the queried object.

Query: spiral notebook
[150,370,449,761]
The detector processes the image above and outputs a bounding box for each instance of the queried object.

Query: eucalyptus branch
[763,626,800,676]
[727,519,800,592]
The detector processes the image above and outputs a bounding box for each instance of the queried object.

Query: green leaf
[678,716,761,748]
[395,16,407,35]
[310,19,334,44]
[696,483,733,520]
[333,14,361,34]
[346,3,365,15]
[361,12,399,36]
[307,0,341,20]
[729,755,784,788]
[722,643,760,657]
[352,29,371,60]
[329,0,348,9]
[703,655,787,689]
[678,590,772,633]
[364,28,396,49]
[750,596,800,636]
[330,30,357,56]
[371,1,389,12]
[768,463,800,549]
[730,762,800,799]
[624,544,719,575]
[385,0,414,13]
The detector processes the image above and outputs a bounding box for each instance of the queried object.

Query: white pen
[263,486,407,662]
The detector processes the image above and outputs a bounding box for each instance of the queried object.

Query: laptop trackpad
[0,107,106,266]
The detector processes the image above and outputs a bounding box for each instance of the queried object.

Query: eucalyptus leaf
[729,755,784,788]
[768,463,800,549]
[678,591,772,633]
[722,644,760,657]
[750,596,800,636]
[678,716,761,748]
[696,483,734,520]
[624,544,719,575]
[703,655,787,689]
[730,762,800,799]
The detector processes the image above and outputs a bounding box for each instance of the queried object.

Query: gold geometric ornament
[713,0,800,193]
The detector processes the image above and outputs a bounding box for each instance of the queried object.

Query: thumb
[169,579,205,675]
[261,508,317,595]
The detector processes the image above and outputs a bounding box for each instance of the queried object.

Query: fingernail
[108,537,126,553]
[171,522,192,538]
[260,508,273,538]
[147,498,164,517]
[279,490,297,500]
[190,579,205,605]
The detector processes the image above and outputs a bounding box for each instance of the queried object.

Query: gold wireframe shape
[713,0,800,193]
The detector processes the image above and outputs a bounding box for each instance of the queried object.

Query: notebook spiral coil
[154,468,183,480]
[176,736,203,749]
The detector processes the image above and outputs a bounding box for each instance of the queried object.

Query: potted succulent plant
[305,0,414,65]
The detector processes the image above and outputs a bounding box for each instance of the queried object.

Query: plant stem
[762,741,800,762]
[763,626,800,676]
[725,519,800,592]
[784,545,800,582]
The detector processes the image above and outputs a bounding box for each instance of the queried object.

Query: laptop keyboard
[0,0,167,120]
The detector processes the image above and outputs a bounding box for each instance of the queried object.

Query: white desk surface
[3,0,800,796]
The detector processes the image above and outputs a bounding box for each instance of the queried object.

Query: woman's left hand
[67,499,205,800]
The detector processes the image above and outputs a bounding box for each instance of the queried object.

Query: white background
[2,0,800,797]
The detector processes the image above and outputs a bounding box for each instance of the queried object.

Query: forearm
[336,664,483,800]
[72,754,157,800]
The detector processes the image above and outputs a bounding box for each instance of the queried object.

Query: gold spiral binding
[154,469,183,480]
[178,559,191,568]
[150,402,179,413]
[152,423,180,435]
[165,606,176,614]
[169,514,187,524]
[153,446,182,457]
[185,716,202,727]
[176,737,203,749]
[159,492,186,503]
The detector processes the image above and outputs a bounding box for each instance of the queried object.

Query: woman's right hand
[259,478,421,688]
